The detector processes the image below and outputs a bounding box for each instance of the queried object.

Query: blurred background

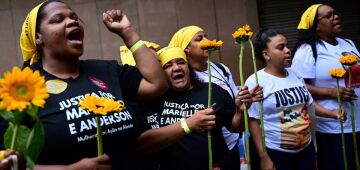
[0,0,359,85]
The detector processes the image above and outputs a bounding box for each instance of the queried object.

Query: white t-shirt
[291,37,360,133]
[245,68,313,153]
[195,62,239,150]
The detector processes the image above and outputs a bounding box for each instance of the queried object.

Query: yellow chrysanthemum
[329,68,346,78]
[232,24,253,42]
[198,39,223,50]
[0,67,49,112]
[339,54,358,66]
[79,95,125,116]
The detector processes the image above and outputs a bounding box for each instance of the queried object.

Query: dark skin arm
[103,10,168,100]
[249,119,276,170]
[304,79,357,102]
[136,108,216,153]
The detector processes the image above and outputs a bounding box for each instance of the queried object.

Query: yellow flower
[339,54,358,66]
[329,68,346,78]
[198,39,223,50]
[232,24,253,42]
[79,95,125,116]
[0,67,49,112]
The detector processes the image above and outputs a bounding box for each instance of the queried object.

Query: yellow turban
[168,26,203,50]
[20,1,46,65]
[120,41,160,66]
[157,46,187,67]
[297,4,322,30]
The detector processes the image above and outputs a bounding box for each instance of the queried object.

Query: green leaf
[13,110,25,125]
[4,124,31,153]
[26,153,35,169]
[0,110,16,124]
[26,105,39,119]
[25,120,44,163]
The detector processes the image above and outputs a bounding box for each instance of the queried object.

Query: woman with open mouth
[136,46,259,170]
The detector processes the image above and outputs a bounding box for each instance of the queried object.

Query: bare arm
[102,10,168,100]
[136,108,215,153]
[312,102,346,122]
[249,119,276,170]
[305,80,357,102]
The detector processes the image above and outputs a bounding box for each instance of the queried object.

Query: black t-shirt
[146,83,236,170]
[30,60,146,169]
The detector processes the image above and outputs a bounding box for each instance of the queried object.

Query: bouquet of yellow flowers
[198,39,223,170]
[0,67,49,168]
[79,95,124,156]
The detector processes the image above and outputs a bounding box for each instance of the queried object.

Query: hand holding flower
[235,86,252,109]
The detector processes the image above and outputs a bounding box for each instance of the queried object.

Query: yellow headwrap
[297,4,322,30]
[120,41,160,66]
[168,26,203,50]
[157,46,187,67]
[20,1,46,65]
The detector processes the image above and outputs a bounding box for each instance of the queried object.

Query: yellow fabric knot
[297,4,322,30]
[168,26,203,50]
[20,1,46,65]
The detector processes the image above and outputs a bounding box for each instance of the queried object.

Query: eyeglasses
[318,11,337,21]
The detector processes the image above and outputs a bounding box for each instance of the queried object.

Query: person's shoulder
[295,43,312,53]
[336,37,356,47]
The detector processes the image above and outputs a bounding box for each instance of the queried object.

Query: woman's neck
[42,56,80,79]
[318,34,338,45]
[264,66,287,78]
[188,58,207,72]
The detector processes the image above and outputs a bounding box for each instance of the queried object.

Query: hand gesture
[186,108,216,132]
[250,84,264,102]
[102,10,131,36]
[332,108,347,122]
[331,87,358,102]
[69,154,111,170]
[235,86,252,109]
[260,153,276,170]
[0,150,26,170]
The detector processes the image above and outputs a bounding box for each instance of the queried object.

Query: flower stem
[10,125,19,150]
[336,78,348,170]
[207,50,213,170]
[348,68,360,169]
[239,41,251,170]
[96,116,103,156]
[249,41,266,153]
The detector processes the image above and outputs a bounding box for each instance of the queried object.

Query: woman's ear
[184,48,190,55]
[262,50,270,61]
[35,33,43,45]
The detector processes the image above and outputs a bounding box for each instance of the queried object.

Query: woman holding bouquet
[246,28,344,170]
[1,0,167,169]
[291,4,360,170]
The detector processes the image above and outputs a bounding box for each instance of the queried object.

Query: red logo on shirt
[89,77,109,91]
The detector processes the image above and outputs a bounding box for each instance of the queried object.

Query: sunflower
[232,24,253,42]
[0,67,49,112]
[339,54,358,66]
[329,68,346,78]
[79,95,125,116]
[198,39,223,50]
